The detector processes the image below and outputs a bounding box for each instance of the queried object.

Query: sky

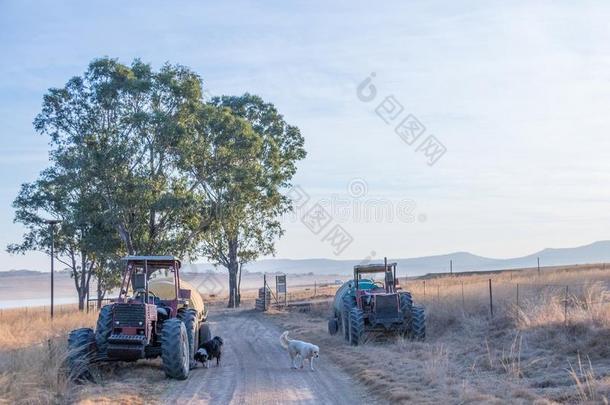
[1,0,610,271]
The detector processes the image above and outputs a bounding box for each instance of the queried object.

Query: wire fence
[406,278,610,325]
[0,298,113,319]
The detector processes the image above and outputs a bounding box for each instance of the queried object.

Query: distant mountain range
[182,240,610,277]
[6,240,610,277]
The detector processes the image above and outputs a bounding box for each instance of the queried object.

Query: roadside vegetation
[268,264,610,404]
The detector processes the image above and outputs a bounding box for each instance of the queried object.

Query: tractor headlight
[138,321,143,326]
[115,321,120,325]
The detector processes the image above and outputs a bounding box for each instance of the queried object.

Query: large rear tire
[342,295,356,342]
[400,293,413,337]
[67,328,96,381]
[411,305,426,340]
[178,309,199,366]
[95,305,113,354]
[161,319,190,380]
[349,307,365,346]
[411,305,426,341]
[399,292,413,311]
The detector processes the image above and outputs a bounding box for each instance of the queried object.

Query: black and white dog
[194,336,224,368]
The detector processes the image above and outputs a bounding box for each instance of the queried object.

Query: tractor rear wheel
[199,323,212,346]
[178,309,199,366]
[410,305,426,340]
[67,327,96,381]
[328,317,339,335]
[95,305,113,354]
[161,319,190,380]
[399,292,413,311]
[349,307,365,346]
[342,295,356,342]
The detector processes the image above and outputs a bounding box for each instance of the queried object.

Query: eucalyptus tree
[179,94,306,307]
[34,57,205,256]
[8,167,120,310]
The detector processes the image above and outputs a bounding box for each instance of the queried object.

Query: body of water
[0,297,78,309]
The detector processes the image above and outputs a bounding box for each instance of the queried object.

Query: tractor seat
[357,280,376,290]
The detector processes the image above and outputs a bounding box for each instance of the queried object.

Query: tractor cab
[352,262,403,325]
[105,256,190,360]
[117,255,189,318]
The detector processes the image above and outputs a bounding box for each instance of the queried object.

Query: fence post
[564,285,569,326]
[516,283,519,308]
[437,284,440,302]
[314,281,317,298]
[489,279,493,318]
[423,280,426,298]
[263,274,266,311]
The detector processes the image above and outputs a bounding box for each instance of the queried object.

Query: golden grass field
[269,265,610,404]
[2,264,610,404]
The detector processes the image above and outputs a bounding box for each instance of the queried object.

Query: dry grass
[4,264,610,404]
[266,264,610,404]
[0,306,170,404]
[0,306,97,350]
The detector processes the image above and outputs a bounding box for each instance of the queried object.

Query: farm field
[2,264,610,404]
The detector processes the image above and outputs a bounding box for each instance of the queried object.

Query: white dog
[279,331,320,371]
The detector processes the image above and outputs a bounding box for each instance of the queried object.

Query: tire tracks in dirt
[161,307,374,404]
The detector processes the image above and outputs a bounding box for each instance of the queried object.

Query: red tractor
[328,260,425,345]
[67,256,209,380]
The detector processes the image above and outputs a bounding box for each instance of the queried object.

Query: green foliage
[178,94,307,306]
[9,57,306,309]
[34,57,205,256]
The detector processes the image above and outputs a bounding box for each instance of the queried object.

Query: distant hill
[5,240,610,277]
[183,240,610,276]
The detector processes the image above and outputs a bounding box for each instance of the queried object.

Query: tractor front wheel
[178,309,199,367]
[161,319,190,380]
[67,327,96,381]
[349,307,365,346]
[199,323,212,346]
[328,317,339,335]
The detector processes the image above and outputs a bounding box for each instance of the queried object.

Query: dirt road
[161,307,375,405]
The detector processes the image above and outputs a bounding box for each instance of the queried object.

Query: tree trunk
[237,262,243,306]
[97,275,104,309]
[118,223,135,255]
[78,253,86,311]
[227,238,239,308]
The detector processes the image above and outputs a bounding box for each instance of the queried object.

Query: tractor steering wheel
[374,281,384,289]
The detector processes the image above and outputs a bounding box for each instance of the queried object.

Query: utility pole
[45,219,61,319]
[450,260,453,276]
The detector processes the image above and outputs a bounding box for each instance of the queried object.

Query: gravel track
[161,307,372,404]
